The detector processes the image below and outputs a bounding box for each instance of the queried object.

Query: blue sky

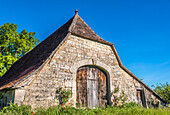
[1,0,170,87]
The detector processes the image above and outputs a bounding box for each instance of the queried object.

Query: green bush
[152,82,170,104]
[56,87,72,105]
[0,103,32,115]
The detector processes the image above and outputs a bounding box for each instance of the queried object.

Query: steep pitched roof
[0,12,108,90]
[69,14,110,44]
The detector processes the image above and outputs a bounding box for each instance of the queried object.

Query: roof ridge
[68,14,78,32]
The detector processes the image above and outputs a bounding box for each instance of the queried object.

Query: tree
[0,23,39,77]
[152,82,170,104]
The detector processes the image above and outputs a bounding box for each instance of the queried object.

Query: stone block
[33,79,42,84]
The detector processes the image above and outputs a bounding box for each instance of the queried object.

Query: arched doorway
[76,65,109,108]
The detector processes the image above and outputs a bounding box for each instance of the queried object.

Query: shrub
[56,87,72,105]
[0,103,32,115]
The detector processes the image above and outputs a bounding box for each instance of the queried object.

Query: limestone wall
[20,34,163,108]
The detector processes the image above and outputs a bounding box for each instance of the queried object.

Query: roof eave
[111,44,167,103]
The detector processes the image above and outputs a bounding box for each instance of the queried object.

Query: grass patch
[0,103,170,115]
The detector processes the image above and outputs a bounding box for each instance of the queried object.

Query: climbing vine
[111,87,128,106]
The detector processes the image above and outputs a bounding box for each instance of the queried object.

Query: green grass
[0,103,170,115]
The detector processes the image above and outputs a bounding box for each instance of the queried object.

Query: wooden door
[136,90,146,107]
[137,90,142,105]
[76,66,107,108]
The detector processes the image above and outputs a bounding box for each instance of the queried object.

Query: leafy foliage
[0,103,32,115]
[56,87,72,105]
[0,23,39,77]
[152,82,170,104]
[120,102,141,108]
[112,87,128,106]
[0,104,170,115]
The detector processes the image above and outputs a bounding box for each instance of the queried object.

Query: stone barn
[0,10,166,108]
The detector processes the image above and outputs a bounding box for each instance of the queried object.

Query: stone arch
[70,59,112,107]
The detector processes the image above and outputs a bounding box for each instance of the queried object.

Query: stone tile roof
[0,13,110,90]
[70,15,110,44]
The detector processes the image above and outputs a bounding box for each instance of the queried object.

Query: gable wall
[21,34,163,108]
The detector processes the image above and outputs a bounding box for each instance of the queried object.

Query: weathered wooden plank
[98,68,107,107]
[77,66,107,108]
[92,79,98,107]
[87,79,92,107]
[76,67,87,107]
